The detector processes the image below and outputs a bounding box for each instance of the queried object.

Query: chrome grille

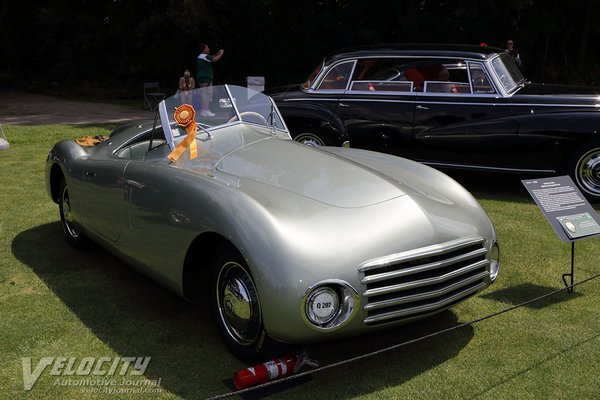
[360,236,489,326]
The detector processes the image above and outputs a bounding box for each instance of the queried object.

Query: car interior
[316,57,496,95]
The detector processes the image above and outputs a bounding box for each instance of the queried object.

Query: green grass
[1,124,599,399]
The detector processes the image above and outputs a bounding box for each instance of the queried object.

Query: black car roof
[324,43,504,65]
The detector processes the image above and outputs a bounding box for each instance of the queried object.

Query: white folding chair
[143,82,166,110]
[0,124,9,151]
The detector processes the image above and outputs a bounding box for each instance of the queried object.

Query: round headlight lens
[306,287,340,326]
[489,242,500,282]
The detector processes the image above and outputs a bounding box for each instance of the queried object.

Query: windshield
[302,61,325,89]
[491,53,525,93]
[159,85,288,150]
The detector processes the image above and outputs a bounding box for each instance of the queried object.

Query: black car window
[350,58,468,93]
[351,58,407,81]
[416,59,475,95]
[350,81,413,92]
[468,63,496,94]
[348,58,414,93]
[316,61,354,90]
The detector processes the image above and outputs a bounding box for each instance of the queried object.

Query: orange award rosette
[168,104,198,162]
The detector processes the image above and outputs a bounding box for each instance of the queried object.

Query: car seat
[404,68,424,91]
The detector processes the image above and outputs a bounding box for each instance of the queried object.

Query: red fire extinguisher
[233,350,318,390]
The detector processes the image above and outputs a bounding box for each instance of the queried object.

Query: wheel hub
[295,133,325,147]
[223,278,252,324]
[61,185,80,238]
[593,161,600,180]
[217,263,261,345]
[578,150,600,195]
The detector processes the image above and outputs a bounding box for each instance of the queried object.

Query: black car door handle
[416,105,429,110]
[85,171,96,177]
[339,103,350,107]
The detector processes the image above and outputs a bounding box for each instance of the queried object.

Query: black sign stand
[522,176,600,293]
[563,242,575,293]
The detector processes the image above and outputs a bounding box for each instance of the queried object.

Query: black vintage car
[266,44,600,201]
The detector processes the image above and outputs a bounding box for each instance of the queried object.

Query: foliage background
[0,0,598,98]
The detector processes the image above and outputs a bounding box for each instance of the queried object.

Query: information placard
[522,176,600,243]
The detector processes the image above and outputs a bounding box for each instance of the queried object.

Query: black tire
[210,244,287,362]
[567,141,600,202]
[58,179,88,249]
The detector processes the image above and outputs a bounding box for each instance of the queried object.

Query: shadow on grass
[481,283,582,309]
[13,223,475,399]
[442,170,536,203]
[467,331,600,399]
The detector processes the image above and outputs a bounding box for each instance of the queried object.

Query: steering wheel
[499,74,509,87]
[228,111,269,125]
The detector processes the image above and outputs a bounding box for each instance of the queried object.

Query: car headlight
[489,241,500,282]
[302,280,359,330]
[306,287,339,325]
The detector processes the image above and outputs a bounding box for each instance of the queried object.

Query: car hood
[215,138,406,207]
[263,84,300,100]
[518,83,600,97]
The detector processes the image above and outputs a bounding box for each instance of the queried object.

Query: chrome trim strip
[363,259,489,297]
[363,283,486,324]
[364,271,489,311]
[359,236,484,272]
[423,161,556,174]
[361,247,487,285]
[283,96,600,109]
[364,307,445,326]
[283,97,343,102]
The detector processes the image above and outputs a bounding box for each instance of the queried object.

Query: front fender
[277,100,347,145]
[517,111,600,171]
[45,140,89,201]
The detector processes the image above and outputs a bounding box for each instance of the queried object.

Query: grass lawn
[1,124,599,399]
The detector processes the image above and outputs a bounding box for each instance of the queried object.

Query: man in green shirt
[196,43,224,117]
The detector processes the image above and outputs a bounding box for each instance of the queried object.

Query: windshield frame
[158,84,289,150]
[302,60,325,90]
[490,52,525,95]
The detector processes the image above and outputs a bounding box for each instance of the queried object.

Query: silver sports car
[46,85,499,360]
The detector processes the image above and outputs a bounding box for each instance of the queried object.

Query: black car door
[334,58,417,153]
[337,88,417,153]
[411,61,518,170]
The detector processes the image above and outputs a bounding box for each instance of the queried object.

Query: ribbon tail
[168,122,198,162]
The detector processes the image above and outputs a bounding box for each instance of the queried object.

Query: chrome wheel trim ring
[216,261,261,346]
[60,185,81,239]
[576,148,600,196]
[294,133,325,147]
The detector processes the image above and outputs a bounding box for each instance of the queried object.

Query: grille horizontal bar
[364,281,486,325]
[361,236,490,326]
[364,270,489,311]
[361,247,487,285]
